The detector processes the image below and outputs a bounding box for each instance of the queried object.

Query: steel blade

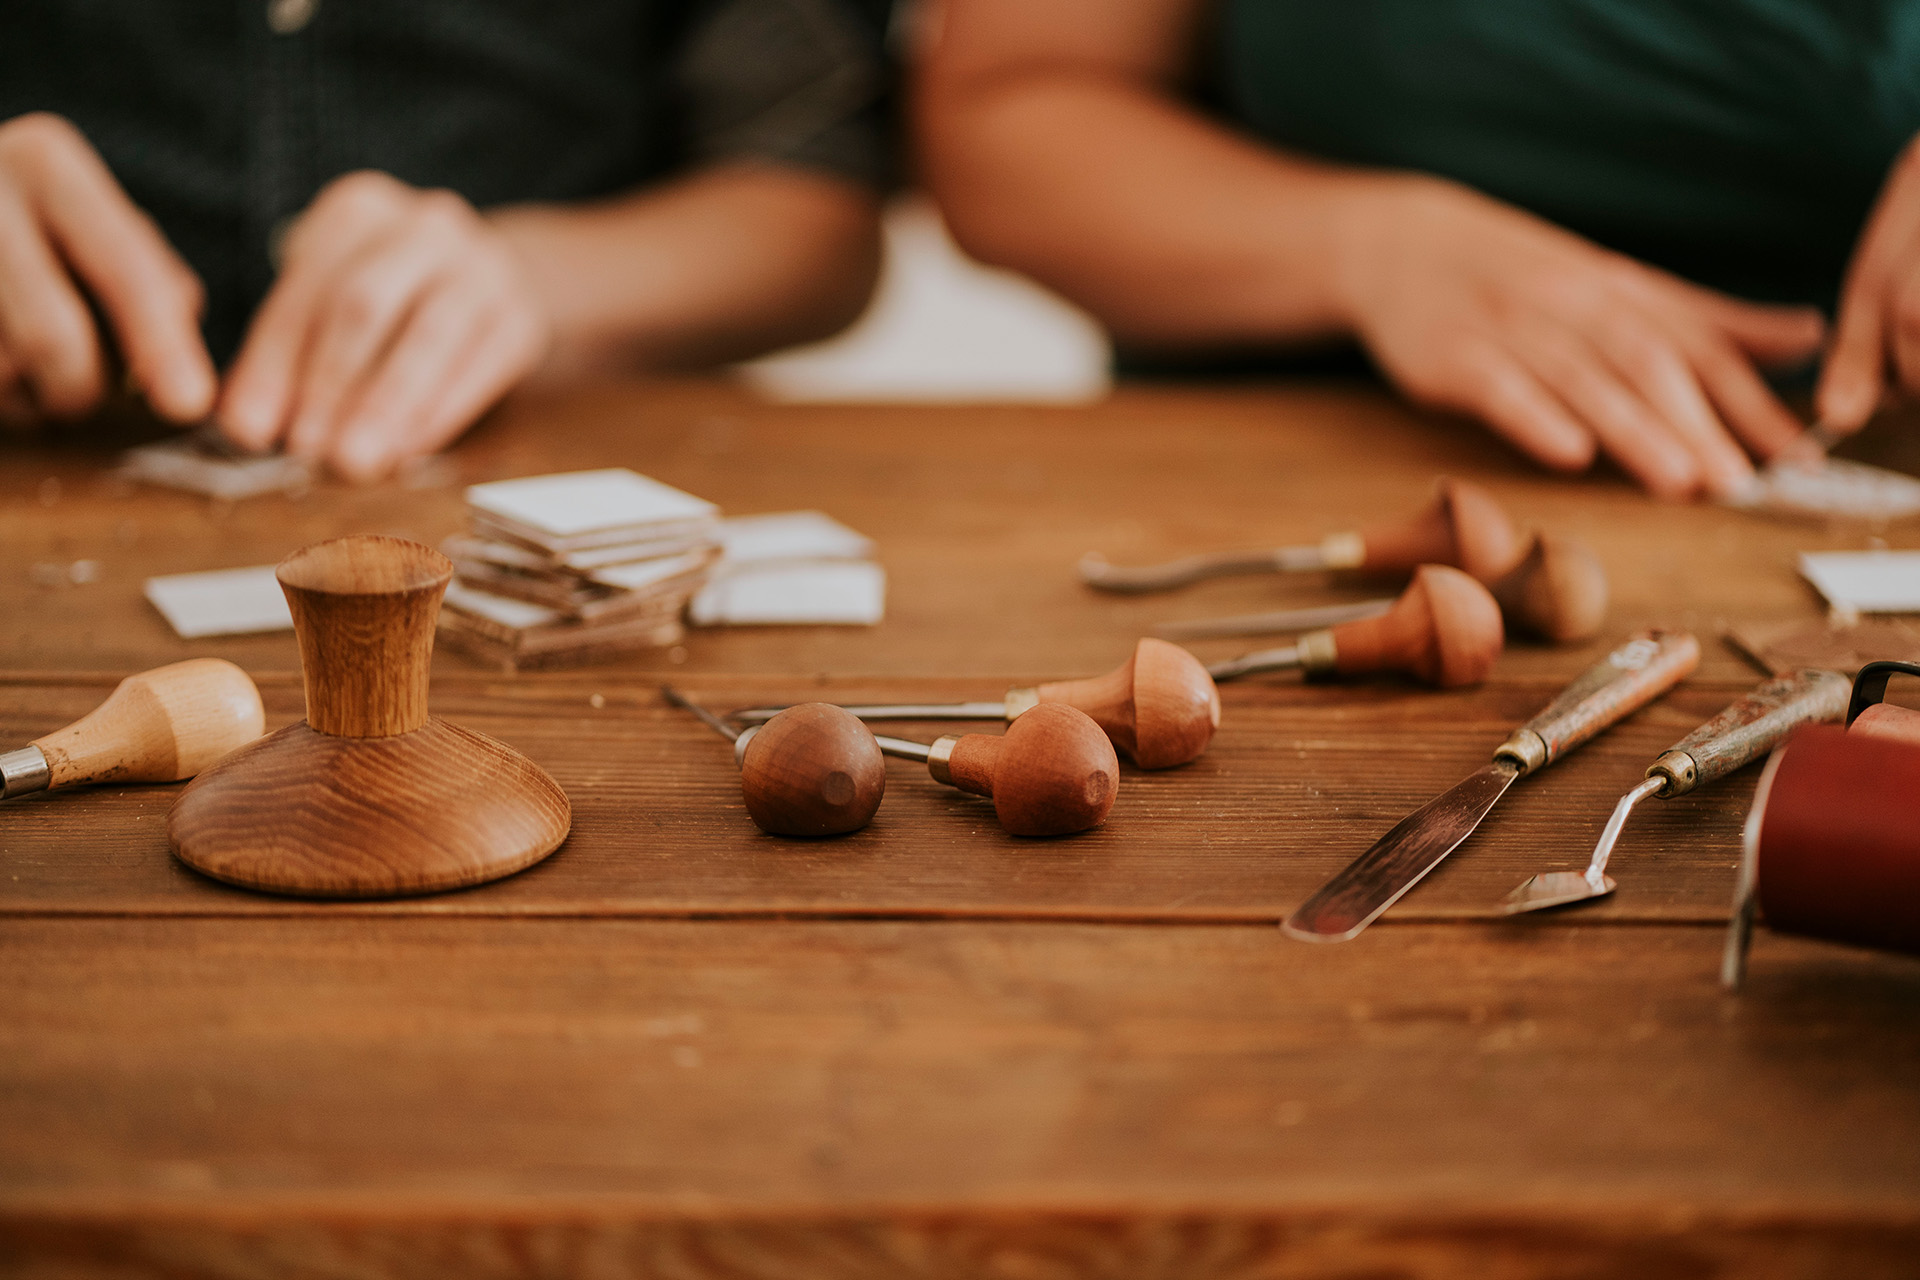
[1283,762,1521,942]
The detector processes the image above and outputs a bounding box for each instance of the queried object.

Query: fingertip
[147,356,217,425]
[332,426,393,484]
[1816,370,1880,432]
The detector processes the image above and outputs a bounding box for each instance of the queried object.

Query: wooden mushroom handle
[1355,478,1525,580]
[1031,637,1220,769]
[1496,630,1699,775]
[1652,669,1850,794]
[32,658,265,789]
[1327,565,1503,687]
[942,704,1119,837]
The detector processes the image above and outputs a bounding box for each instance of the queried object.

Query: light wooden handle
[31,659,265,789]
[1326,564,1504,687]
[1650,668,1849,794]
[1032,637,1220,768]
[940,704,1118,836]
[1496,630,1699,775]
[277,535,452,738]
[1354,478,1525,579]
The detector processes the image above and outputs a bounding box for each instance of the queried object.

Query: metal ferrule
[732,725,761,770]
[1494,729,1549,776]
[1318,531,1367,571]
[1004,687,1040,720]
[1,746,51,800]
[1646,749,1697,796]
[927,735,961,786]
[1296,628,1340,676]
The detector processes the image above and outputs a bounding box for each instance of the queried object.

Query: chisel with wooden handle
[1282,629,1700,942]
[1,659,265,799]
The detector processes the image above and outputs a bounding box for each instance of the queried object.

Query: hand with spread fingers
[0,113,216,428]
[217,171,550,483]
[1819,133,1920,439]
[1342,178,1827,500]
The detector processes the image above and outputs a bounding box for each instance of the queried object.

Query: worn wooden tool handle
[1650,668,1850,794]
[1495,630,1699,774]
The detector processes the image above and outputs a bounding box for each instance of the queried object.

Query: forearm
[918,71,1406,351]
[490,162,881,376]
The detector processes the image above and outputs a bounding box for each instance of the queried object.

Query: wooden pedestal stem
[169,535,571,898]
[1031,638,1221,769]
[938,704,1118,837]
[276,536,450,737]
[1329,565,1504,688]
[1355,478,1525,581]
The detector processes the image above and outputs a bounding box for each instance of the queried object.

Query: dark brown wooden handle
[1654,668,1850,793]
[1497,630,1700,774]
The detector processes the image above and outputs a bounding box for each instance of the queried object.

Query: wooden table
[3,380,1918,1278]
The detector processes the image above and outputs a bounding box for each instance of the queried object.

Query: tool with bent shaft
[731,638,1218,769]
[1501,668,1851,914]
[1206,565,1504,689]
[1284,629,1700,943]
[663,685,885,837]
[1081,477,1524,592]
[1159,532,1608,646]
[1,658,264,799]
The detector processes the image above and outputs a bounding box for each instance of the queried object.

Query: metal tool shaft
[661,684,740,742]
[1582,776,1664,885]
[1078,546,1335,593]
[1205,645,1302,681]
[734,701,1007,726]
[1157,599,1390,641]
[872,735,933,763]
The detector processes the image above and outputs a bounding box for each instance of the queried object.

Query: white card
[466,469,717,538]
[690,561,885,626]
[443,581,561,629]
[1800,551,1920,614]
[1725,458,1920,521]
[587,550,714,592]
[717,511,874,564]
[121,437,312,501]
[144,566,292,638]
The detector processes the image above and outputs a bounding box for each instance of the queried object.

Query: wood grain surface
[4,378,1920,1276]
[1,919,1917,1275]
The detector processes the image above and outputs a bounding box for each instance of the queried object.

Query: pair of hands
[0,113,546,480]
[1341,140,1920,499]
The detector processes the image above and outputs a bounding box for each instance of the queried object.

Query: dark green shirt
[0,0,890,362]
[1214,0,1920,309]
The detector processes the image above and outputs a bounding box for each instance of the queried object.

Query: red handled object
[1722,723,1920,988]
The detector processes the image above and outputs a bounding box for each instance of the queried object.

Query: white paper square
[443,581,561,629]
[588,550,714,592]
[716,511,874,565]
[144,566,292,638]
[1800,550,1920,614]
[690,561,885,626]
[465,469,717,538]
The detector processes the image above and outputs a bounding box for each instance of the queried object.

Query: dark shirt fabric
[1213,0,1920,312]
[0,0,891,362]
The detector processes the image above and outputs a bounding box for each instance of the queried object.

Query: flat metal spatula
[1284,630,1701,942]
[1501,668,1851,914]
